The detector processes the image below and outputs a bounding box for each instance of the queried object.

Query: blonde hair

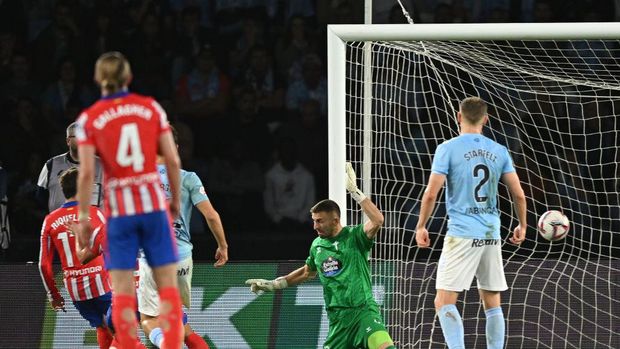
[459,97,488,125]
[94,51,132,93]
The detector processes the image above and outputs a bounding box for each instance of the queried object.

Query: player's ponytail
[94,51,132,94]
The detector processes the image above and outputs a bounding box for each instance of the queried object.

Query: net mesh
[343,39,620,348]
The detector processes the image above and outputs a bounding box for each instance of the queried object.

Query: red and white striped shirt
[75,92,170,218]
[39,202,111,302]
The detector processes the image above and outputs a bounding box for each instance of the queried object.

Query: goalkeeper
[246,163,395,349]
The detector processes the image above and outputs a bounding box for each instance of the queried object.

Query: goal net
[328,23,619,348]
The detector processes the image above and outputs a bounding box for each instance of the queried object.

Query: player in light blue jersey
[138,126,228,349]
[416,97,527,349]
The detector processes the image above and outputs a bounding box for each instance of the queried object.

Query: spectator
[0,53,41,107]
[235,16,266,63]
[174,45,231,119]
[239,45,285,114]
[11,153,47,237]
[85,9,125,62]
[0,31,19,82]
[207,138,265,230]
[264,137,315,230]
[127,12,174,100]
[224,87,273,166]
[31,0,85,83]
[0,97,49,173]
[171,6,214,85]
[40,57,96,128]
[277,99,328,197]
[285,53,327,114]
[274,15,318,83]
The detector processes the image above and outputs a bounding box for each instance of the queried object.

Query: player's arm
[195,200,228,267]
[501,171,527,244]
[345,162,384,239]
[245,265,317,294]
[38,219,65,311]
[72,223,100,264]
[415,173,446,248]
[75,144,96,246]
[158,130,181,218]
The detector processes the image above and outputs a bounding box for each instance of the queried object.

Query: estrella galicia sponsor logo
[471,239,500,247]
[321,256,342,277]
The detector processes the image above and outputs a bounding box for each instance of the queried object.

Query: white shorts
[436,236,508,292]
[137,256,193,317]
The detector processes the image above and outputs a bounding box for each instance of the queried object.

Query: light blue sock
[438,304,465,349]
[149,327,164,348]
[485,307,505,349]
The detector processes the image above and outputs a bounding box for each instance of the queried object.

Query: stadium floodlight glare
[328,22,620,348]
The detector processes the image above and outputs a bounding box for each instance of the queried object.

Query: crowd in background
[0,0,616,262]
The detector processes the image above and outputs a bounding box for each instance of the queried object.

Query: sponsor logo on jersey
[471,238,500,247]
[64,265,103,277]
[321,256,342,277]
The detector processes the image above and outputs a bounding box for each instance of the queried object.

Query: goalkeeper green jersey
[305,224,376,312]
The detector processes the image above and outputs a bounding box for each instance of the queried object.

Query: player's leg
[435,236,483,349]
[141,312,192,348]
[322,314,350,349]
[435,290,464,349]
[479,290,504,349]
[357,306,395,349]
[137,257,164,347]
[95,293,114,349]
[73,292,113,349]
[109,270,140,347]
[175,257,209,348]
[106,216,142,349]
[140,211,183,349]
[183,324,210,349]
[475,241,508,349]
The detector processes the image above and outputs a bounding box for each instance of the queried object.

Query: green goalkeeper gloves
[245,277,288,295]
[345,162,367,203]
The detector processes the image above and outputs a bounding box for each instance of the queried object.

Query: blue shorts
[73,292,112,327]
[105,211,178,270]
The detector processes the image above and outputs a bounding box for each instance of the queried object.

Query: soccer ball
[537,210,570,241]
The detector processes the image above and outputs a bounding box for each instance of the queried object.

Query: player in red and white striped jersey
[39,167,114,349]
[74,51,183,349]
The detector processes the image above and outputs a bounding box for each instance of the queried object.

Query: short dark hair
[59,167,78,199]
[459,97,487,125]
[310,199,340,218]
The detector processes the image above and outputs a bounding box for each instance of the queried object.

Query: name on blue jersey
[466,206,499,215]
[463,149,498,162]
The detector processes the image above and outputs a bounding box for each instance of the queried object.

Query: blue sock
[149,327,164,348]
[438,304,465,349]
[485,307,505,349]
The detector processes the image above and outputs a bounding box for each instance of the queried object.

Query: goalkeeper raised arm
[245,163,396,349]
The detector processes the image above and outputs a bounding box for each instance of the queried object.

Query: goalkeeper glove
[345,162,367,203]
[245,277,288,295]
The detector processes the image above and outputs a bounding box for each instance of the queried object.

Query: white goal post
[328,23,620,348]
